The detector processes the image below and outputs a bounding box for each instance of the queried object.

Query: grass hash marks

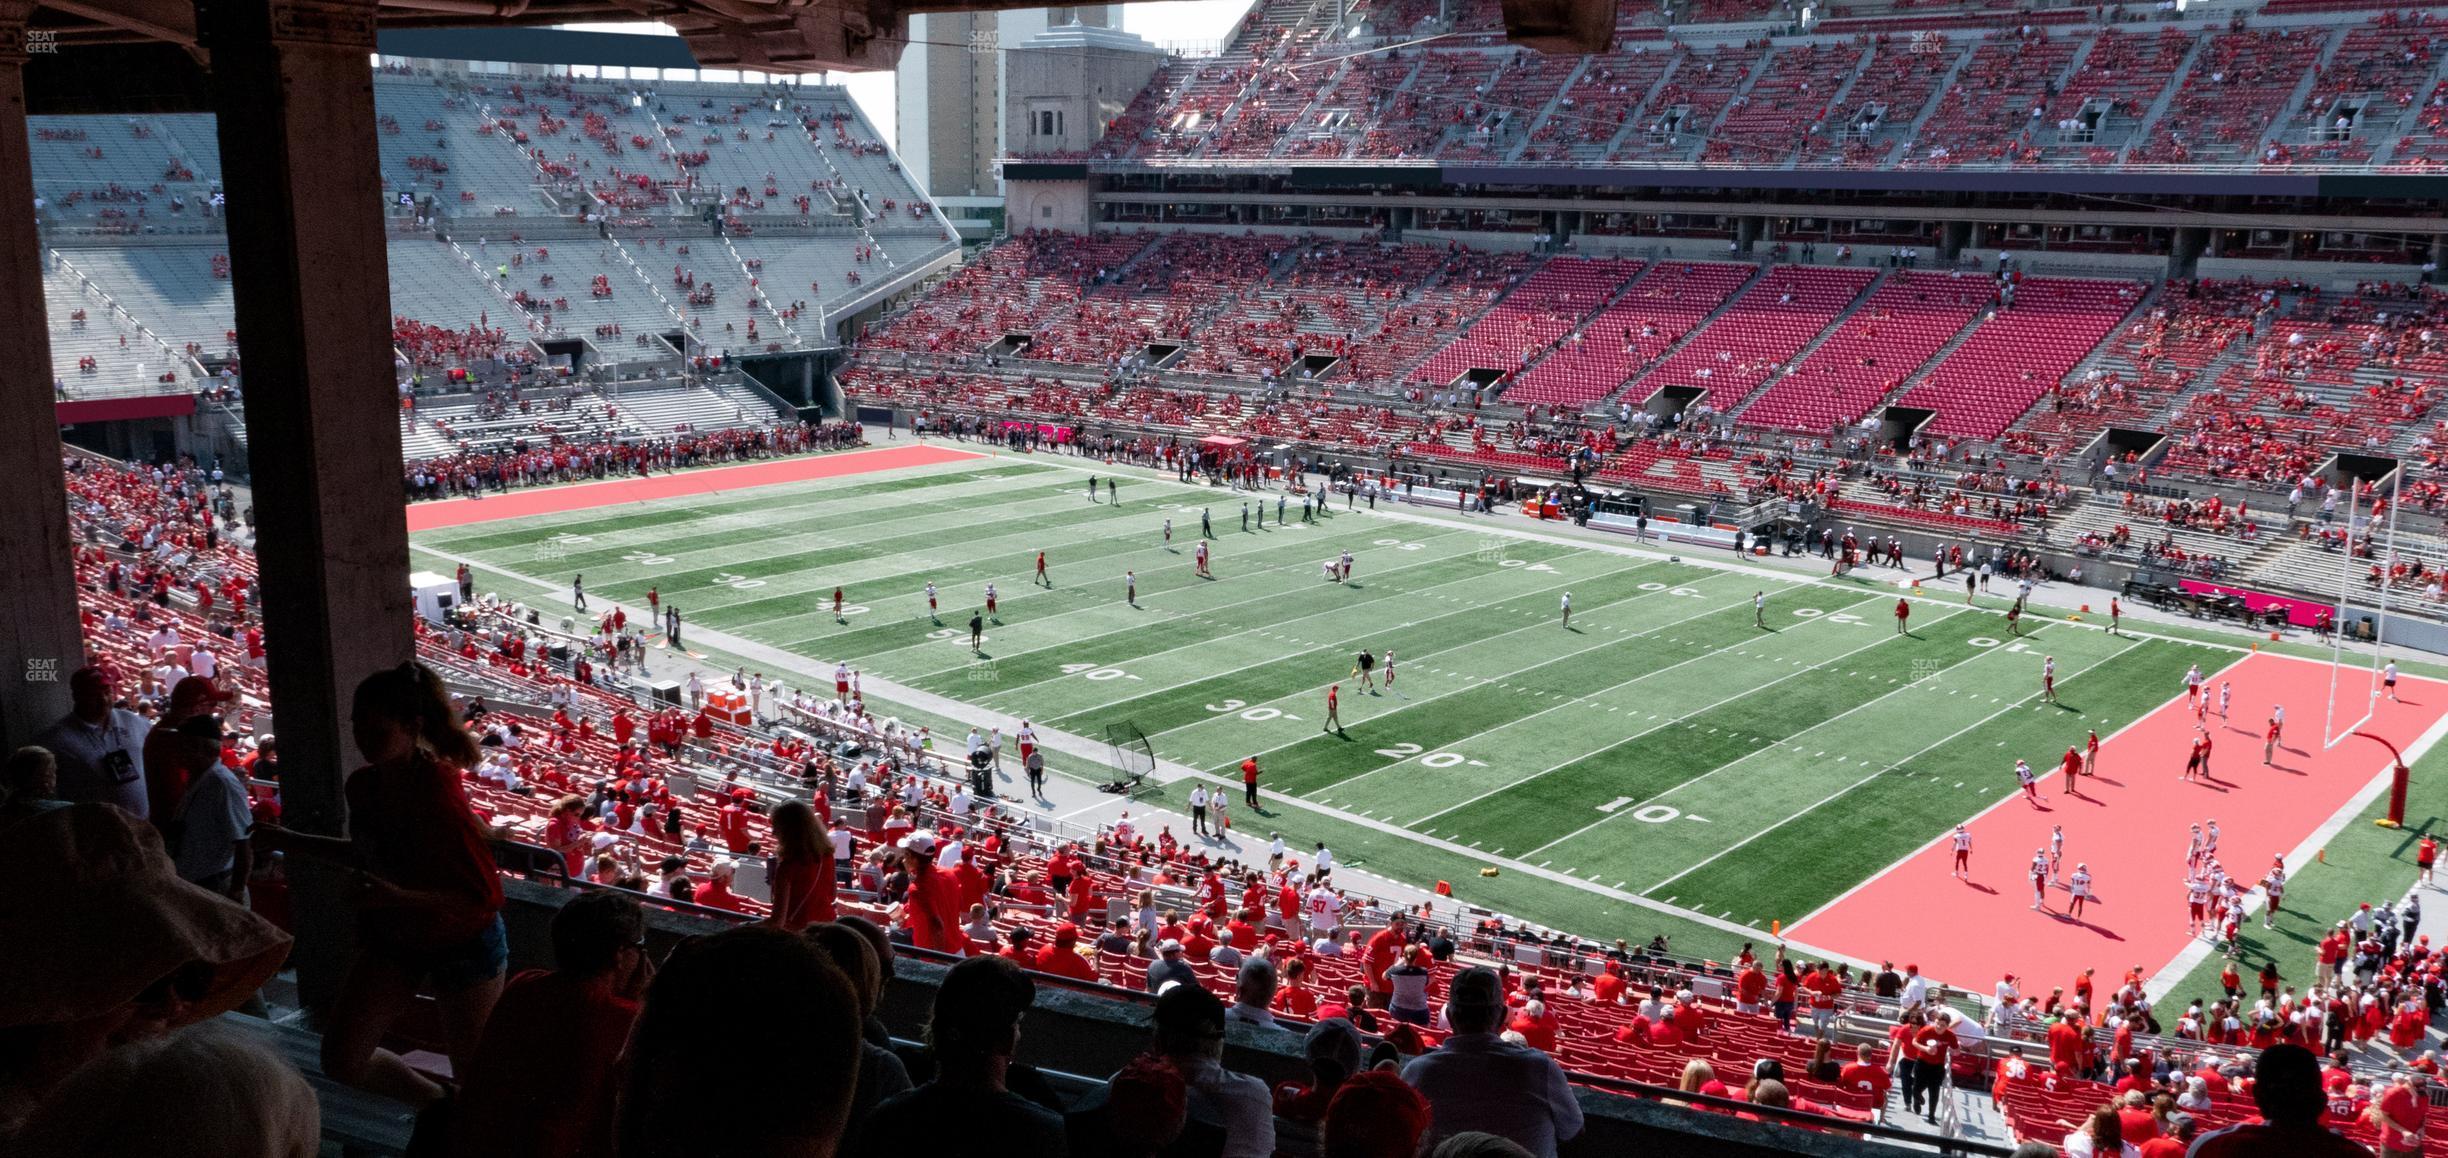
[757,517,1473,669]
[1039,561,1713,739]
[1646,636,2199,921]
[1429,610,1994,858]
[930,543,1587,708]
[1231,572,1800,800]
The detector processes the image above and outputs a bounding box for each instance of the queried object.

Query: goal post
[2322,470,2404,751]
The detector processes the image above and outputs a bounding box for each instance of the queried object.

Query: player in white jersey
[1950,825,1972,878]
[1382,650,1398,697]
[2067,863,2093,920]
[2204,819,2220,861]
[2385,660,2401,701]
[2187,824,2205,870]
[2041,655,2058,704]
[2184,664,2205,703]
[1163,518,1173,548]
[2015,758,2041,805]
[2029,850,2050,911]
[1561,591,1573,628]
[2261,857,2288,928]
[2049,825,2066,885]
[1339,549,1354,583]
[835,661,852,701]
[925,581,940,624]
[2218,681,2232,720]
[2186,875,2212,934]
[1194,540,1211,578]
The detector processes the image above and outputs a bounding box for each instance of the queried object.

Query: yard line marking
[926,547,1602,691]
[1530,616,2049,863]
[1289,576,1808,797]
[1085,563,1718,736]
[1638,629,2137,898]
[1404,596,1926,828]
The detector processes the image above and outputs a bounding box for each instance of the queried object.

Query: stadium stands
[1733,270,1989,432]
[1635,263,1872,411]
[1894,276,2145,440]
[34,66,947,395]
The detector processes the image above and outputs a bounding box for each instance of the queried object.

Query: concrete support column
[199,0,408,1003]
[0,2,88,746]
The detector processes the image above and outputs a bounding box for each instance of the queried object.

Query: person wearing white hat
[1147,939,1197,993]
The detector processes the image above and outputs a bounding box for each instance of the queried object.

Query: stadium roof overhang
[20,0,1179,81]
[25,0,1616,83]
[1003,159,2448,202]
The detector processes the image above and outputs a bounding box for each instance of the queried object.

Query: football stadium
[12,0,2448,1152]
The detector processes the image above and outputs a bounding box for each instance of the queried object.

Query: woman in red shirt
[766,799,836,932]
[256,661,506,1109]
[542,794,591,874]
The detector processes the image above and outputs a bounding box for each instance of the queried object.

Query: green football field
[407,451,2448,978]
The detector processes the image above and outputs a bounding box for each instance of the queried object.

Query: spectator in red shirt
[1803,963,1842,1036]
[2049,1010,2092,1077]
[1363,915,1408,1005]
[1838,1043,1891,1103]
[899,832,966,956]
[1734,961,1767,1014]
[2138,1111,2197,1158]
[448,891,648,1158]
[1035,922,1099,983]
[693,857,749,913]
[1509,999,1562,1054]
[255,662,505,1110]
[766,799,836,932]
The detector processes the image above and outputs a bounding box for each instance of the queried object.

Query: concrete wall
[1008,178,1096,231]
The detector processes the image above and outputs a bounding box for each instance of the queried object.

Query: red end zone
[1789,651,2448,995]
[403,444,985,532]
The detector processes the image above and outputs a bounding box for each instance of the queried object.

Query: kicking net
[1102,722,1156,796]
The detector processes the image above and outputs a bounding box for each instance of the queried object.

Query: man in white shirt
[189,643,219,682]
[38,667,152,819]
[1403,966,1585,1157]
[165,714,253,901]
[1314,842,1335,877]
[1900,964,1931,1009]
[1225,957,1282,1031]
[1146,984,1274,1158]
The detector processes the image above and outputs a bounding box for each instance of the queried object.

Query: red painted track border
[403,443,986,533]
[1789,652,2448,993]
